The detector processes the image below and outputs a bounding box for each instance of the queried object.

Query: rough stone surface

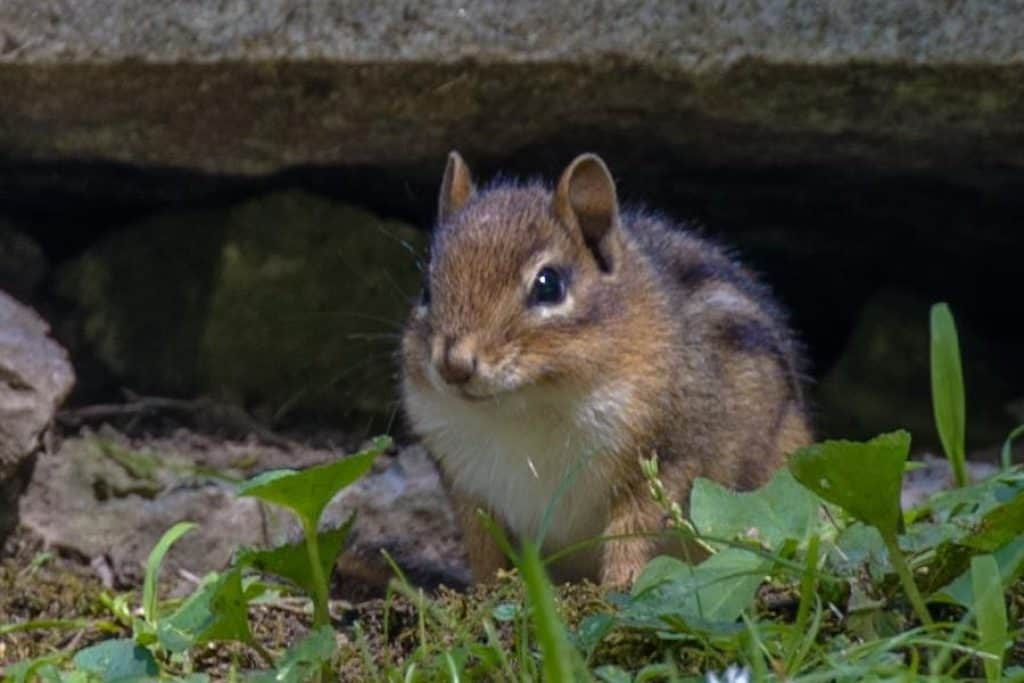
[19,428,463,595]
[1,1,1023,176]
[56,191,423,424]
[2,1,1022,64]
[0,290,75,544]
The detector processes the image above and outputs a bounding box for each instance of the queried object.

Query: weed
[4,306,1024,682]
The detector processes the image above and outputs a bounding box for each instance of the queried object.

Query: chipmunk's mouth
[418,349,526,403]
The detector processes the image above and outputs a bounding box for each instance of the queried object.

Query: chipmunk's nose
[435,335,477,386]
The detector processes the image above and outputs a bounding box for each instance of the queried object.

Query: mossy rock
[59,191,424,424]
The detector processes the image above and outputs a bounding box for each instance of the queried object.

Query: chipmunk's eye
[529,267,566,306]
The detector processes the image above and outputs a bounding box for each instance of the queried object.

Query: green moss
[58,190,425,425]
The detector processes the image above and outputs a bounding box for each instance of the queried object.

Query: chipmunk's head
[401,151,634,405]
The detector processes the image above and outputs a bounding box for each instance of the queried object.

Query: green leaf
[930,303,968,487]
[2,654,66,683]
[1002,425,1024,471]
[963,488,1024,552]
[691,468,825,552]
[933,537,1024,606]
[1004,666,1024,683]
[920,478,1024,593]
[236,514,354,596]
[829,524,890,580]
[237,437,387,527]
[972,554,1009,682]
[71,639,158,682]
[921,467,1024,525]
[143,521,196,624]
[574,613,615,661]
[790,431,910,538]
[629,555,687,597]
[490,602,520,622]
[246,625,336,683]
[593,665,632,683]
[623,548,768,627]
[156,567,251,653]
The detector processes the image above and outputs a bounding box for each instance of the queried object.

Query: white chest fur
[405,381,636,555]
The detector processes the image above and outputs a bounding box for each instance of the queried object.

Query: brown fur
[401,152,812,586]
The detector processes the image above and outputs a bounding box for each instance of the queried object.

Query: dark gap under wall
[2,142,1022,451]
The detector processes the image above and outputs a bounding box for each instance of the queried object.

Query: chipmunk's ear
[553,153,621,273]
[438,150,475,224]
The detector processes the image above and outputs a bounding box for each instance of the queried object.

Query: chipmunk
[400,152,811,587]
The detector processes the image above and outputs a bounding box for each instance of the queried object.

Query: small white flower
[705,664,751,683]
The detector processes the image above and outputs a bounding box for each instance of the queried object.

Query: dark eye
[529,267,567,306]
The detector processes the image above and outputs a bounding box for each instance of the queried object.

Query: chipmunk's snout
[433,335,478,386]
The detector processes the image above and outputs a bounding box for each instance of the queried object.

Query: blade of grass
[742,613,769,682]
[519,540,588,683]
[786,534,820,674]
[930,303,968,487]
[143,521,196,624]
[1001,425,1024,471]
[972,554,1009,681]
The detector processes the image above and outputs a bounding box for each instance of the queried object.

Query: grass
[3,302,1024,682]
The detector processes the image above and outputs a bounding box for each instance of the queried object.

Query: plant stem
[882,533,933,627]
[951,452,969,489]
[302,518,330,627]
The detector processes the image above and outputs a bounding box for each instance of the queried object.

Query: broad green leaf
[963,488,1024,551]
[491,602,520,622]
[1004,666,1024,682]
[933,537,1024,606]
[574,613,615,660]
[691,468,824,552]
[920,467,1024,524]
[237,437,388,526]
[921,481,1024,594]
[246,625,336,683]
[790,431,910,538]
[624,548,768,626]
[33,664,62,683]
[831,524,888,581]
[236,514,354,596]
[71,639,158,681]
[972,554,1009,682]
[157,567,250,653]
[593,666,632,683]
[2,654,65,683]
[930,303,968,486]
[143,521,196,624]
[630,555,687,596]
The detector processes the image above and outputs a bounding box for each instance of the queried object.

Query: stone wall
[1,1,1022,448]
